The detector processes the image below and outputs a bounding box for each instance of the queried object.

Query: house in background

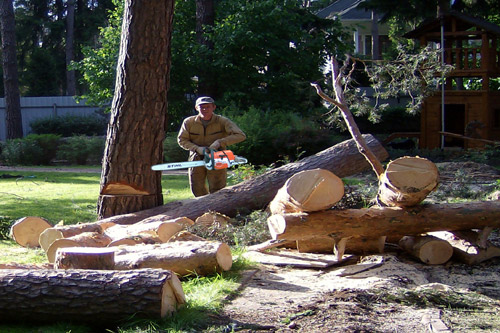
[404,11,500,149]
[316,0,390,59]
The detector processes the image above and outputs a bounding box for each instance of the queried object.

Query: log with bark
[398,235,453,265]
[39,220,116,252]
[0,268,185,324]
[113,241,232,277]
[296,235,386,255]
[269,168,344,214]
[92,134,388,225]
[267,201,500,242]
[377,156,439,207]
[105,217,194,244]
[9,216,52,248]
[46,232,112,263]
[54,247,115,270]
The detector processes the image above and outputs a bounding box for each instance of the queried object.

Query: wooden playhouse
[404,11,500,149]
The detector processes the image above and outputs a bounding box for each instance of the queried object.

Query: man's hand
[195,146,206,155]
[209,140,221,150]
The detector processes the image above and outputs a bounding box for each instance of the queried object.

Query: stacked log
[0,268,185,324]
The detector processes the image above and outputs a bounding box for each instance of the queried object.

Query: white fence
[0,96,103,141]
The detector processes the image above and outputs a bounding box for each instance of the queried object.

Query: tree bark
[54,247,115,270]
[269,168,344,214]
[267,201,500,241]
[113,241,232,277]
[97,0,175,218]
[95,134,388,225]
[195,0,216,96]
[0,269,185,324]
[0,0,23,139]
[377,156,439,207]
[10,216,52,248]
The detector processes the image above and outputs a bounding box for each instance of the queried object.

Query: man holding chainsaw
[177,96,246,197]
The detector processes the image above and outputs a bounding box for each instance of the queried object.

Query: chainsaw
[151,148,248,171]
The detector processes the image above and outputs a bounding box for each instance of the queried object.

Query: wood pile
[263,158,500,266]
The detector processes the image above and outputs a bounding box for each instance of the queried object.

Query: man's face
[196,103,216,120]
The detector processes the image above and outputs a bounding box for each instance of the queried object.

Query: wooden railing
[444,47,482,70]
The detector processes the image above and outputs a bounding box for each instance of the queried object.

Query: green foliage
[56,135,105,165]
[75,0,348,128]
[0,217,12,241]
[162,132,188,163]
[224,106,339,165]
[29,114,107,137]
[0,134,61,165]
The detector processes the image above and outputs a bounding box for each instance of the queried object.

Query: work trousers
[189,165,227,197]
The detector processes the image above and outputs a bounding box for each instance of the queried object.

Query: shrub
[222,106,341,165]
[30,114,108,137]
[0,134,61,165]
[163,132,188,163]
[56,135,105,165]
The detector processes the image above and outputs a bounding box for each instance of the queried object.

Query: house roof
[404,10,500,40]
[316,0,372,21]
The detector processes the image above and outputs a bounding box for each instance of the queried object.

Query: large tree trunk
[97,0,175,218]
[267,201,500,241]
[0,269,185,324]
[96,134,388,225]
[0,0,23,139]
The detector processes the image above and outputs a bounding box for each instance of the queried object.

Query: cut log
[168,230,206,242]
[92,134,387,224]
[377,156,439,207]
[398,235,453,265]
[9,216,52,248]
[105,217,194,244]
[267,201,500,241]
[108,233,163,247]
[46,232,112,263]
[296,235,386,255]
[269,169,344,214]
[0,268,185,324]
[113,241,232,277]
[39,221,115,252]
[195,211,229,227]
[54,247,115,270]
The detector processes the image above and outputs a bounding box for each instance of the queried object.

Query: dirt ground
[210,161,500,332]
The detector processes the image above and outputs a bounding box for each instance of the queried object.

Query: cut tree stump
[399,235,453,265]
[54,247,115,270]
[113,241,233,276]
[91,134,387,225]
[0,268,185,324]
[269,168,344,214]
[377,156,439,207]
[39,221,115,252]
[267,201,500,241]
[10,216,52,248]
[46,232,112,263]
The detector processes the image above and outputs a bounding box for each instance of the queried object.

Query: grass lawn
[0,171,193,225]
[0,169,250,332]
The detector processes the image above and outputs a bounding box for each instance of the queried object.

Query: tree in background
[0,0,114,97]
[0,0,23,139]
[74,0,348,127]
